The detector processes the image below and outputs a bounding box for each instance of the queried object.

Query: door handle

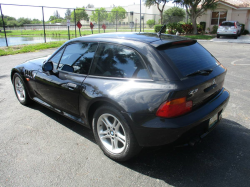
[66,83,77,90]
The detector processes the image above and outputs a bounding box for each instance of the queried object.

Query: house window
[211,11,227,25]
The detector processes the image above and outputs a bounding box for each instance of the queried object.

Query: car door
[35,42,98,116]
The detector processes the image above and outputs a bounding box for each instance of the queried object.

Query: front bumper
[126,88,230,147]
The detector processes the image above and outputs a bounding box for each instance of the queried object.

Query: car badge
[188,88,198,96]
[213,79,216,85]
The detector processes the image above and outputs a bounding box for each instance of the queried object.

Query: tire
[92,105,141,161]
[234,35,238,39]
[13,73,32,105]
[217,34,220,38]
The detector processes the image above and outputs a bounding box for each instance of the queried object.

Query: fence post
[0,4,8,47]
[140,0,141,32]
[98,10,100,33]
[74,9,76,38]
[42,6,46,43]
[116,11,118,32]
[143,14,144,32]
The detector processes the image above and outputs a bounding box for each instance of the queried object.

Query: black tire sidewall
[13,73,30,105]
[92,105,139,161]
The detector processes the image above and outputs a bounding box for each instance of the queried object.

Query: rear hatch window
[221,22,234,26]
[159,42,219,78]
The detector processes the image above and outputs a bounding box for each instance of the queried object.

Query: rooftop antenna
[157,24,166,39]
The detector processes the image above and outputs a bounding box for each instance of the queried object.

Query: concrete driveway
[0,42,250,186]
[211,34,250,43]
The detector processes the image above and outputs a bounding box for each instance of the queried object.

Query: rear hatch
[156,40,226,112]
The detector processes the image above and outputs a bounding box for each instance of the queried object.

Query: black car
[11,33,230,161]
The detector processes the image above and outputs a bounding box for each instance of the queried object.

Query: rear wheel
[217,34,220,38]
[92,105,141,161]
[234,35,238,39]
[13,73,32,105]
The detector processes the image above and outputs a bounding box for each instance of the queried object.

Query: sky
[0,0,174,21]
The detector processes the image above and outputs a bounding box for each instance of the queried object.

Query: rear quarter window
[159,42,219,77]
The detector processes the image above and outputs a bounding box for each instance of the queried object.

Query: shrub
[154,25,166,33]
[240,23,245,34]
[211,25,218,34]
[181,24,193,34]
[243,30,249,35]
[146,19,155,28]
[166,22,184,34]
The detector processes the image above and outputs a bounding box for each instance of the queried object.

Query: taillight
[156,97,192,118]
[234,22,237,29]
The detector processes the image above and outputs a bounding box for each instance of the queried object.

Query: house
[197,0,250,31]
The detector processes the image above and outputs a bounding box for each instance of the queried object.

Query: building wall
[231,10,248,24]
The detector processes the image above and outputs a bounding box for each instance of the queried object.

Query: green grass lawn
[0,41,66,56]
[0,29,215,40]
[0,30,215,56]
[183,34,215,40]
[0,29,155,37]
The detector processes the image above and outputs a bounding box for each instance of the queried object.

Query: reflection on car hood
[21,56,49,71]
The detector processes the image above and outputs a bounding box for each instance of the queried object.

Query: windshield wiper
[186,69,213,77]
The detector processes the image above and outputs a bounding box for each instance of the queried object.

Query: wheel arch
[86,98,130,130]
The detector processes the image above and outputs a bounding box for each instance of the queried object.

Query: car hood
[15,55,50,72]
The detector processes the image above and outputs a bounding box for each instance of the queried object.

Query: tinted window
[160,42,219,77]
[90,44,150,79]
[50,48,64,70]
[221,22,234,26]
[58,42,98,74]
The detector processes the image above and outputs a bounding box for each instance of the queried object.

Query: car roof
[70,32,194,48]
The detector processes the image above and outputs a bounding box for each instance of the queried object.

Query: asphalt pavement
[0,42,250,187]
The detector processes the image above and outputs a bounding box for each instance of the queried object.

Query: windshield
[159,42,219,77]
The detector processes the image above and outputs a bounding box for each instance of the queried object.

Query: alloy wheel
[97,113,126,154]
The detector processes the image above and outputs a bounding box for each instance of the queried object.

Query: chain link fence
[0,3,163,47]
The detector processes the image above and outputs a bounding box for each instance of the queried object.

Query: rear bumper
[126,88,230,147]
[217,31,237,36]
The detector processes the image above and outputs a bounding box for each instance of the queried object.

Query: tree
[86,4,94,8]
[146,19,155,28]
[108,6,126,23]
[90,8,108,23]
[71,7,89,21]
[49,16,57,21]
[144,0,169,24]
[54,10,61,19]
[65,9,72,20]
[163,7,186,24]
[173,0,217,34]
[16,17,32,26]
[31,19,42,24]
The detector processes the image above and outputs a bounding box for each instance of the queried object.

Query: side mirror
[61,64,74,72]
[42,61,53,72]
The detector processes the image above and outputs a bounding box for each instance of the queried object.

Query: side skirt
[32,97,90,128]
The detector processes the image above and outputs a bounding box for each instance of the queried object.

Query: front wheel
[13,73,32,105]
[92,106,141,161]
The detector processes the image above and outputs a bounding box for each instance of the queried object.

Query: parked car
[217,21,242,39]
[11,33,230,161]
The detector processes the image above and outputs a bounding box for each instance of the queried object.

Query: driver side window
[58,42,98,74]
